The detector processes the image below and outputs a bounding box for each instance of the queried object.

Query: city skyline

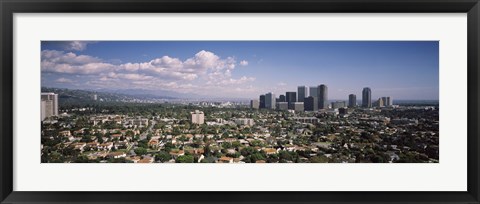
[41,41,439,100]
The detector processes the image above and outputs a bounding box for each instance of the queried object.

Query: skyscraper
[286,92,297,110]
[348,94,357,107]
[297,86,308,102]
[41,92,58,121]
[380,96,392,107]
[309,86,318,98]
[41,100,47,121]
[387,96,392,106]
[362,87,372,108]
[318,84,328,109]
[279,94,286,102]
[377,98,385,107]
[191,110,205,124]
[265,92,276,109]
[382,97,388,107]
[259,95,266,109]
[250,99,259,109]
[304,96,318,111]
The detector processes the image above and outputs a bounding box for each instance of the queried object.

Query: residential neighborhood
[41,101,439,163]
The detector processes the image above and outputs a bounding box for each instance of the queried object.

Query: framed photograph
[1,0,479,203]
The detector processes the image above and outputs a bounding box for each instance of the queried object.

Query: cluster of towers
[250,85,392,111]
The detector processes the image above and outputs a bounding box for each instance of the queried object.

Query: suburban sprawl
[41,87,439,163]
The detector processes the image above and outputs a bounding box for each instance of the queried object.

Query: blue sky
[41,41,439,100]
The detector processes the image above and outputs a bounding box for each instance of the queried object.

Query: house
[73,128,85,135]
[238,139,249,145]
[72,142,86,152]
[86,142,99,150]
[88,151,108,160]
[218,156,233,163]
[226,149,236,154]
[224,138,236,143]
[138,157,154,163]
[109,129,121,134]
[264,148,277,155]
[169,150,184,158]
[98,142,113,151]
[111,133,122,139]
[126,156,142,163]
[66,135,75,142]
[59,130,71,137]
[108,152,126,159]
[115,141,129,149]
[148,139,160,149]
[284,144,296,152]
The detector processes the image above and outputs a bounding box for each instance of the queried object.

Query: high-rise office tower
[41,92,58,121]
[279,94,286,102]
[348,94,357,107]
[297,86,308,102]
[259,95,266,109]
[265,92,276,109]
[387,96,392,106]
[191,110,205,124]
[362,87,372,108]
[250,99,259,109]
[41,100,46,121]
[304,96,318,111]
[381,96,393,107]
[309,86,318,98]
[286,92,297,110]
[318,84,328,109]
[381,97,388,107]
[377,98,384,107]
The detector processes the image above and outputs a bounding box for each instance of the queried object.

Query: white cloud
[234,85,258,93]
[42,50,101,65]
[209,76,255,85]
[105,72,155,81]
[240,60,249,66]
[118,50,237,81]
[277,82,287,86]
[41,50,113,74]
[43,49,256,96]
[65,41,96,51]
[55,77,73,83]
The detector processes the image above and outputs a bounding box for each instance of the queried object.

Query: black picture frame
[1,0,479,203]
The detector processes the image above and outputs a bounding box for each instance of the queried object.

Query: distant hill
[41,87,177,105]
[95,88,208,99]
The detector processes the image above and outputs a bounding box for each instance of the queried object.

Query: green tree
[155,151,172,162]
[222,142,232,149]
[176,155,194,163]
[134,147,148,155]
[250,152,265,162]
[75,155,90,163]
[309,155,329,163]
[231,141,241,148]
